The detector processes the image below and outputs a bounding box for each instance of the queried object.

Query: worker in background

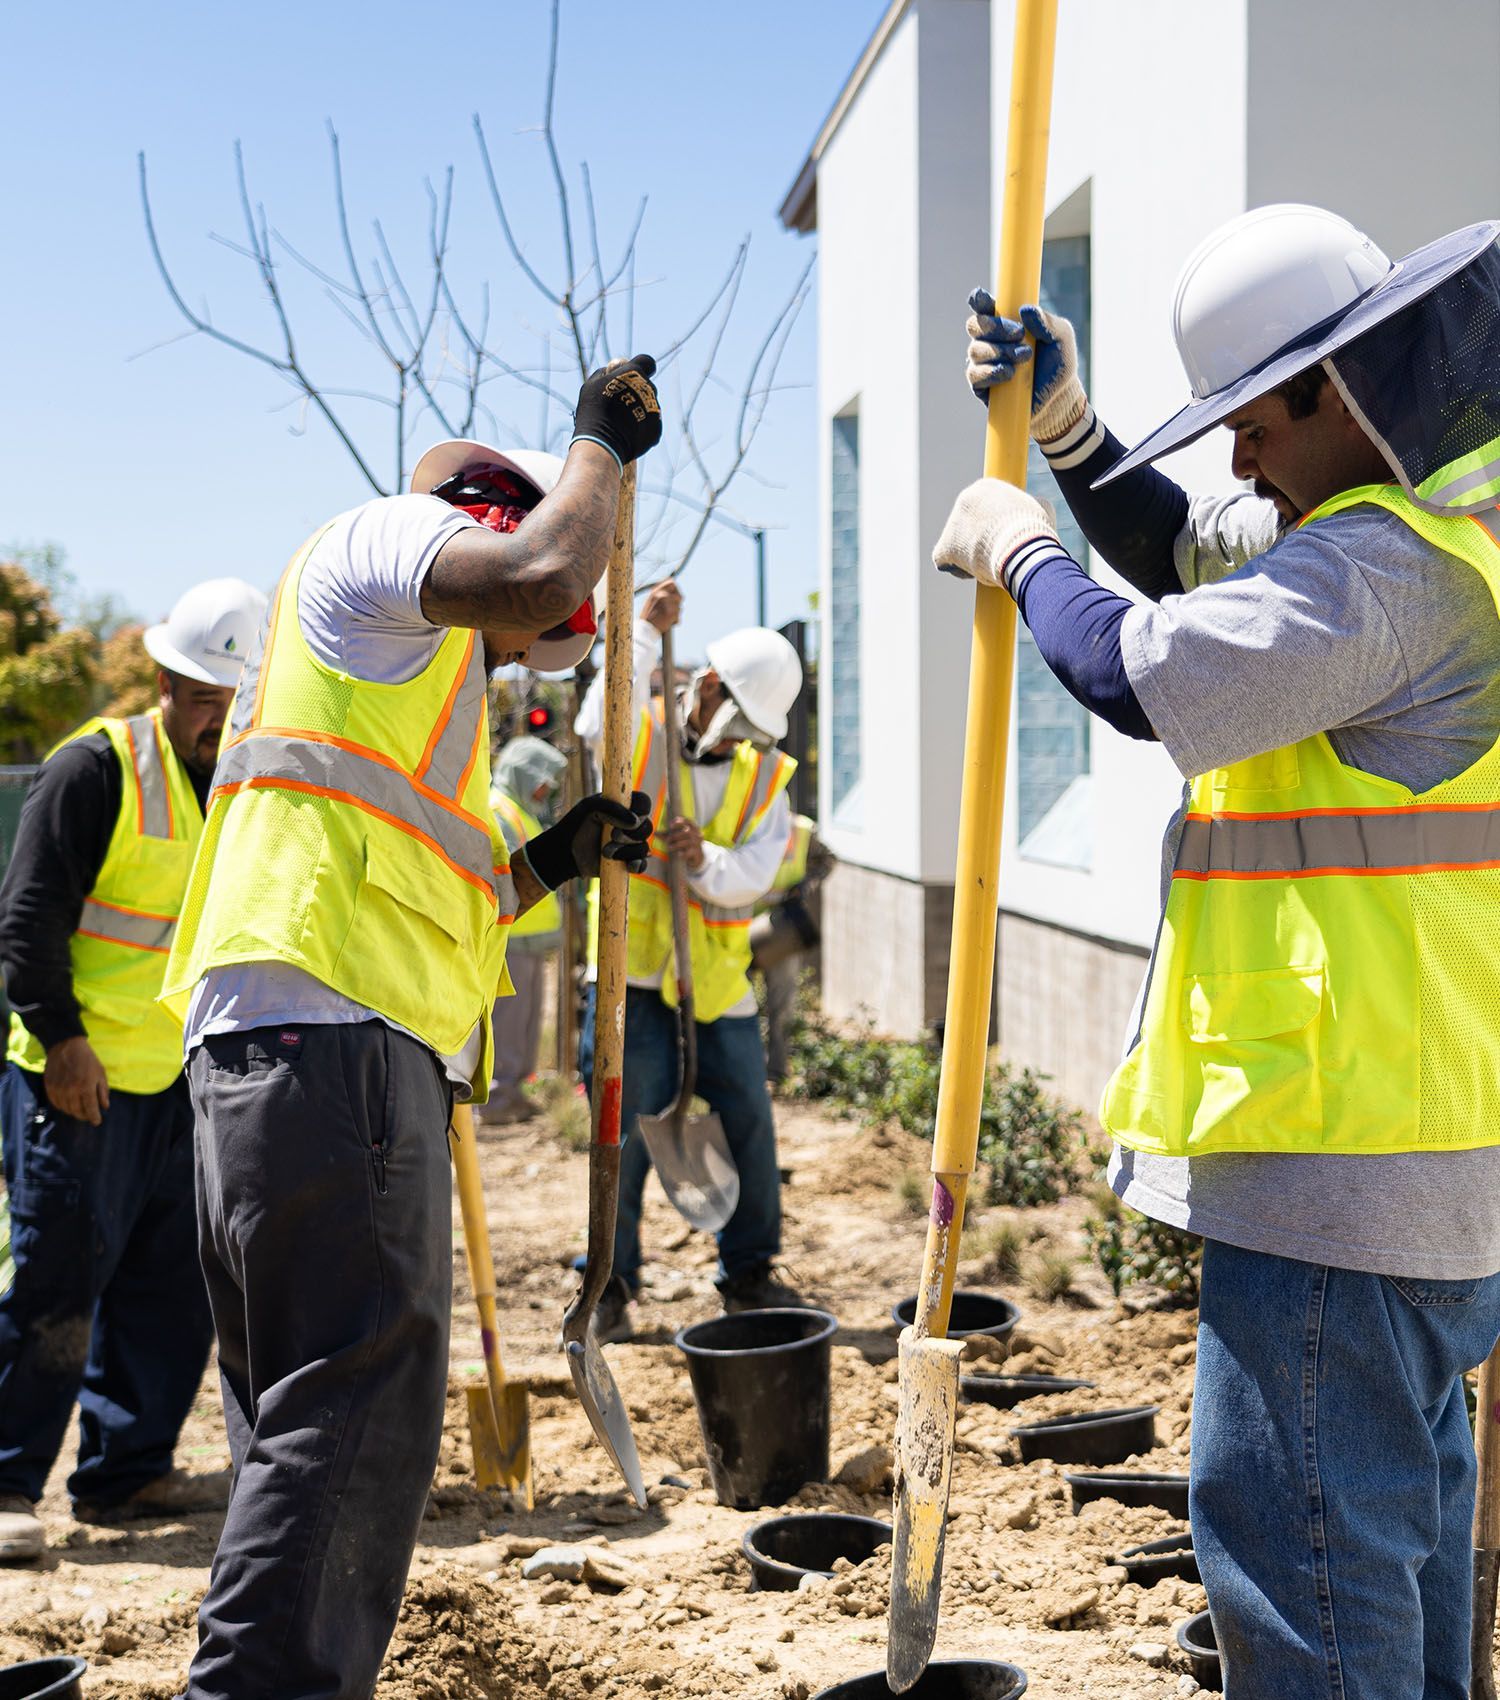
[485,729,568,1123]
[159,360,661,1700]
[945,208,1500,1697]
[753,812,831,1087]
[0,580,265,1562]
[576,580,807,1341]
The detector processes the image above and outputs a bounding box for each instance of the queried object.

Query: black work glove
[571,356,663,468]
[524,790,653,890]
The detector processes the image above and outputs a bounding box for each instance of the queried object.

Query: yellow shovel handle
[449,1104,510,1412]
[917,0,1059,1340]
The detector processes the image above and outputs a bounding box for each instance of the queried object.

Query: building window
[1018,234,1091,866]
[829,406,861,820]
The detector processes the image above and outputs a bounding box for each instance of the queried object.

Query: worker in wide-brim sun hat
[158,357,666,1694]
[934,205,1500,1694]
[0,577,265,1564]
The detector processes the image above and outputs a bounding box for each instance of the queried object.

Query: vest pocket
[1182,967,1324,1150]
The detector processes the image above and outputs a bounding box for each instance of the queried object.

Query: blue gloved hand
[965,290,1086,443]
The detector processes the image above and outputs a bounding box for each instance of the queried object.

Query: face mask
[682,673,769,762]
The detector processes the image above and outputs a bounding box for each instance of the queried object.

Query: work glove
[571,356,663,469]
[933,478,1059,597]
[523,789,653,890]
[965,290,1087,444]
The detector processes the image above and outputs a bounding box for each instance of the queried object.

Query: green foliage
[1084,1186,1202,1302]
[783,1001,1085,1208]
[969,1216,1028,1282]
[1026,1246,1081,1304]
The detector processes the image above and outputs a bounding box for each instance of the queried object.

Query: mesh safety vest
[8,710,202,1094]
[492,790,559,940]
[1102,484,1500,1158]
[588,702,796,1022]
[162,530,516,1097]
[770,814,815,895]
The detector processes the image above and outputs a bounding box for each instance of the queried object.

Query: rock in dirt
[1129,1641,1170,1665]
[1042,1585,1099,1626]
[831,1441,893,1495]
[79,1603,110,1635]
[522,1545,589,1582]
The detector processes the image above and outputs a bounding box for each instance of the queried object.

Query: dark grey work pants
[185,1022,454,1700]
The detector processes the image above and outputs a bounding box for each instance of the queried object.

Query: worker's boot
[717,1262,814,1314]
[0,1495,44,1563]
[73,1466,232,1525]
[591,1275,636,1345]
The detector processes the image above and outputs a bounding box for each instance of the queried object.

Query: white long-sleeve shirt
[575,618,789,1011]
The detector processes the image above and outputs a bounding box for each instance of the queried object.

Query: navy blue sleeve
[1040,409,1189,602]
[1011,550,1157,742]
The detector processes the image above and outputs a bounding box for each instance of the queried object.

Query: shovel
[886,2,1058,1690]
[636,623,740,1233]
[448,1104,532,1507]
[560,464,648,1509]
[1473,1339,1500,1698]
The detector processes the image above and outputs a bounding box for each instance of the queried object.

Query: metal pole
[755,529,767,627]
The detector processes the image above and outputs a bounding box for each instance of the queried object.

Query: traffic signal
[526,704,554,736]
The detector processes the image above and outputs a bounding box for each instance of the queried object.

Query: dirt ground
[0,1091,1213,1698]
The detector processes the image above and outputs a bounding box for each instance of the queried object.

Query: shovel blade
[465,1383,534,1507]
[637,1108,739,1232]
[566,1334,648,1508]
[888,1326,965,1693]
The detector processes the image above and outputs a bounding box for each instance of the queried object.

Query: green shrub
[783,1003,1085,1208]
[1026,1246,1081,1304]
[1085,1197,1201,1302]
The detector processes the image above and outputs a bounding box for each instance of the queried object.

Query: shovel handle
[658,623,700,1111]
[565,466,636,1342]
[1476,1341,1500,1549]
[449,1106,511,1402]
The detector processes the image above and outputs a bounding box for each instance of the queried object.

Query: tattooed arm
[419,441,620,632]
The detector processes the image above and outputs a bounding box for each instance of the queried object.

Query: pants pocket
[1387,1275,1482,1308]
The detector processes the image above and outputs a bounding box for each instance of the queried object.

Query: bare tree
[138,0,813,594]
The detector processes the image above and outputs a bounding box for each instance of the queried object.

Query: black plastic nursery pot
[1176,1610,1222,1691]
[960,1373,1094,1410]
[676,1307,838,1508]
[812,1660,1028,1700]
[1116,1532,1199,1587]
[0,1659,88,1700]
[1009,1404,1159,1465]
[742,1512,892,1591]
[1065,1469,1190,1517]
[891,1291,1020,1345]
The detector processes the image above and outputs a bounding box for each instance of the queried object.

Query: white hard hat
[144,578,268,688]
[705,627,803,743]
[1173,204,1392,399]
[410,438,600,675]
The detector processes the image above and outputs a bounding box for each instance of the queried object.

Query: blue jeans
[0,1063,213,1505]
[1193,1238,1500,1699]
[578,985,781,1290]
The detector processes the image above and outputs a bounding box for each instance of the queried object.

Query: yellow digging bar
[887,1,1058,1689]
[450,1102,534,1508]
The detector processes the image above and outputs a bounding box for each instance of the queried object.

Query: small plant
[1085,1196,1202,1302]
[1026,1246,1080,1305]
[895,1169,928,1216]
[535,1078,592,1152]
[970,1217,1028,1282]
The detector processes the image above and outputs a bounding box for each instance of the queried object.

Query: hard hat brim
[142,622,242,688]
[1096,221,1499,493]
[410,439,562,499]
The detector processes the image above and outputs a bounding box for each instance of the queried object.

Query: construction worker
[0,579,265,1561]
[753,812,831,1086]
[159,361,661,1700]
[485,729,568,1122]
[576,581,806,1340]
[945,208,1500,1697]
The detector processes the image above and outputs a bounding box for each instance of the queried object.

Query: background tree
[0,560,100,762]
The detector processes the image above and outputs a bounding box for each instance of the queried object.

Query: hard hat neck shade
[1098,221,1500,513]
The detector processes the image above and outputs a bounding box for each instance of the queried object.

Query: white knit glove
[966,292,1088,444]
[932,479,1060,595]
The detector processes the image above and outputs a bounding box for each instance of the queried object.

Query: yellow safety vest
[492,790,560,940]
[8,710,202,1095]
[588,703,796,1022]
[770,814,815,895]
[162,529,516,1099]
[1102,483,1500,1158]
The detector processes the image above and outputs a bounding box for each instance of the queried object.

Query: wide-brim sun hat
[1097,211,1500,515]
[411,437,599,673]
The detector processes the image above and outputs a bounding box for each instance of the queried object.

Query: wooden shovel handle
[1476,1340,1500,1550]
[658,623,700,1113]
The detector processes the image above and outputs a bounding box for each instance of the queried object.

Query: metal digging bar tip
[886,1,1058,1690]
[560,463,648,1509]
[635,621,741,1233]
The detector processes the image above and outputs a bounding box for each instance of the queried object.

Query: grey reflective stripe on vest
[78,897,175,953]
[126,715,172,838]
[1176,805,1500,879]
[1477,510,1500,548]
[214,733,498,897]
[416,639,486,799]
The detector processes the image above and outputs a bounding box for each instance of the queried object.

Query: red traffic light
[527,705,553,732]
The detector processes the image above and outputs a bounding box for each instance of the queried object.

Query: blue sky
[1,1,889,659]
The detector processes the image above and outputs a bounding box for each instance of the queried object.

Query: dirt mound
[378,1567,547,1700]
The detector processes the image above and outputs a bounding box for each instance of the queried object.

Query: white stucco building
[781,0,1500,1111]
